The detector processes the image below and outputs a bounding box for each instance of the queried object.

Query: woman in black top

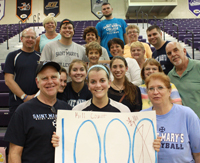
[60,59,92,108]
[108,56,142,112]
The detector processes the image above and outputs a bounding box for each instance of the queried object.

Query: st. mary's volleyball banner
[16,0,32,22]
[91,0,108,19]
[44,0,59,17]
[188,0,200,17]
[0,0,5,20]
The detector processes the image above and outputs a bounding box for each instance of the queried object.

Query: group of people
[3,2,200,163]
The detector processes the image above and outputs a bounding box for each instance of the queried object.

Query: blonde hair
[130,41,145,51]
[43,16,57,27]
[126,25,140,34]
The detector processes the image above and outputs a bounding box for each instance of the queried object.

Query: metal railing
[145,13,148,28]
[33,15,36,31]
[6,24,10,49]
[37,13,40,29]
[141,11,144,29]
[172,23,179,42]
[186,29,194,59]
[18,20,22,42]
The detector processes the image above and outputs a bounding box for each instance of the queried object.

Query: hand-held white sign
[55,110,157,163]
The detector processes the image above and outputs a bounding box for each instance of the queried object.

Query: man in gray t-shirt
[40,19,87,72]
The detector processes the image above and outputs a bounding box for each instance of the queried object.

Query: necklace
[112,82,124,93]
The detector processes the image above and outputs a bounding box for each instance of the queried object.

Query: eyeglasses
[145,67,159,71]
[128,31,138,34]
[50,106,57,127]
[147,86,167,92]
[22,36,36,39]
[51,106,56,114]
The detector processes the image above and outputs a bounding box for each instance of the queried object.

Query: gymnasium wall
[166,0,198,19]
[0,0,198,25]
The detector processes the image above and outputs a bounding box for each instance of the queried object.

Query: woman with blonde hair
[130,41,146,68]
[35,15,61,52]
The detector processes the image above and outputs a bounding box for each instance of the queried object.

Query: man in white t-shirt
[40,19,87,72]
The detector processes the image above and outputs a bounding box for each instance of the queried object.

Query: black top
[152,41,173,74]
[4,97,71,163]
[73,98,130,112]
[58,82,92,108]
[3,49,40,106]
[108,86,142,112]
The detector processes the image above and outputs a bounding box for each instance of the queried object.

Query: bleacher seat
[184,37,200,44]
[0,110,10,127]
[1,63,5,70]
[0,81,9,93]
[179,34,200,42]
[0,133,8,147]
[189,41,200,49]
[0,93,9,107]
[0,71,4,80]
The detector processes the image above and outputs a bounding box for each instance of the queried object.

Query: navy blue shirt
[3,49,40,107]
[59,82,92,108]
[4,97,71,163]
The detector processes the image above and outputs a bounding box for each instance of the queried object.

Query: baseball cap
[60,19,74,29]
[36,61,61,75]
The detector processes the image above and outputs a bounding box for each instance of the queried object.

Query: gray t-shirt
[40,40,87,72]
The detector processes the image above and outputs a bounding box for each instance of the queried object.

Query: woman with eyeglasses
[141,72,200,163]
[139,58,182,110]
[123,25,152,59]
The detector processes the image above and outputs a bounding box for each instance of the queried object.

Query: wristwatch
[20,93,26,100]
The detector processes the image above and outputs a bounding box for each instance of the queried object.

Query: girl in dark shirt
[61,59,92,108]
[108,56,142,112]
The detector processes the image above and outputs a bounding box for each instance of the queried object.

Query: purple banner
[188,0,200,17]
